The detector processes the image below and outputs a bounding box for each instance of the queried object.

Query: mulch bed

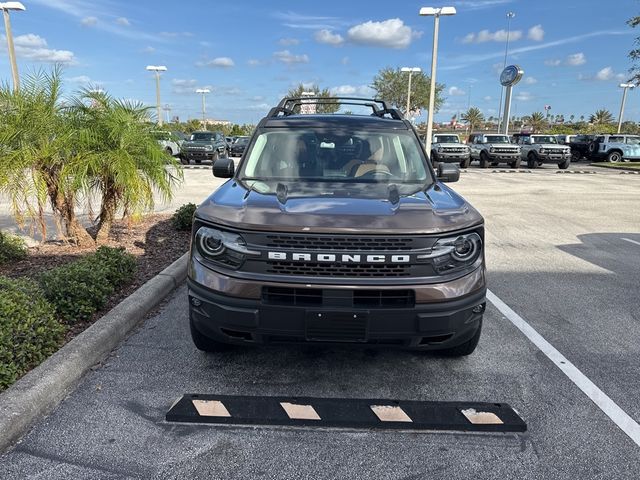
[0,214,191,342]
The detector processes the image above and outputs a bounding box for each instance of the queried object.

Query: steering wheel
[358,169,394,179]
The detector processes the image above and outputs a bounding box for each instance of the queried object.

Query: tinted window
[484,135,510,144]
[531,136,557,144]
[434,135,459,143]
[240,128,431,184]
[191,132,214,141]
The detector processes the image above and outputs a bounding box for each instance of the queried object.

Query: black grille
[493,148,518,153]
[442,147,465,153]
[265,235,413,251]
[262,287,322,306]
[267,261,411,277]
[353,290,415,308]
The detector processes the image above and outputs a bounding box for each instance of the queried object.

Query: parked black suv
[180,131,227,164]
[188,97,487,356]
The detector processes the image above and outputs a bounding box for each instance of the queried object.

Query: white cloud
[595,66,614,81]
[81,16,98,26]
[524,76,537,84]
[273,50,309,64]
[69,75,91,84]
[514,91,533,102]
[7,34,76,64]
[448,86,466,96]
[172,78,198,94]
[141,46,155,54]
[315,29,344,46]
[347,18,419,49]
[330,84,375,96]
[483,95,492,101]
[278,38,300,46]
[544,59,561,66]
[247,59,263,66]
[528,24,544,42]
[566,52,586,66]
[197,57,235,68]
[462,29,523,44]
[115,17,130,27]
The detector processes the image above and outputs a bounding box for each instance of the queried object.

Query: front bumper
[535,153,571,163]
[182,150,218,161]
[187,266,486,350]
[433,152,470,163]
[487,152,520,162]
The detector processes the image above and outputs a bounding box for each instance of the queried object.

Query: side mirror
[212,157,235,178]
[437,163,460,183]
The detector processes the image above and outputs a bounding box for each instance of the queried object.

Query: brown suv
[188,97,487,356]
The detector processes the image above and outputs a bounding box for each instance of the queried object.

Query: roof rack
[266,96,405,121]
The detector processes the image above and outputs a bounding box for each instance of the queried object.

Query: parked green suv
[180,131,227,165]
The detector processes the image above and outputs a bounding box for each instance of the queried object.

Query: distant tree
[580,115,585,122]
[523,112,547,133]
[371,67,445,115]
[627,14,640,82]
[570,114,575,123]
[461,107,484,132]
[589,109,615,127]
[286,84,339,114]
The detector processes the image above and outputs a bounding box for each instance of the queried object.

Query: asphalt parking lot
[1,168,639,479]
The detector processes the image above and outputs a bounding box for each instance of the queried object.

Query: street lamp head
[196,89,210,94]
[419,6,456,16]
[401,67,422,72]
[506,11,516,18]
[146,65,167,72]
[620,83,636,89]
[0,2,26,11]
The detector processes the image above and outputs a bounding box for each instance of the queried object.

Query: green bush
[172,203,197,231]
[93,246,136,286]
[0,276,63,390]
[39,247,136,324]
[0,231,27,265]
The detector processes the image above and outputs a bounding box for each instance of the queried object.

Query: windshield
[239,128,431,185]
[532,136,557,144]
[435,135,459,143]
[190,132,214,141]
[235,137,249,144]
[485,135,510,144]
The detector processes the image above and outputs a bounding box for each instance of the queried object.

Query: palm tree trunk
[95,186,117,244]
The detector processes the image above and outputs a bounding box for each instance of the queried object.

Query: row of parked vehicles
[152,131,250,165]
[429,132,640,169]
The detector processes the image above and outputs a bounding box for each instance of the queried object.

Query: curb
[0,252,189,453]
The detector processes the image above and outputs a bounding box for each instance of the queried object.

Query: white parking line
[621,237,640,247]
[487,289,640,448]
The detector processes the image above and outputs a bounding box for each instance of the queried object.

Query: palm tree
[570,114,575,123]
[589,109,615,127]
[0,68,94,245]
[461,107,484,132]
[523,112,547,133]
[69,90,183,242]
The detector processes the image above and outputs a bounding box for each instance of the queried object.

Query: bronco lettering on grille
[267,252,411,263]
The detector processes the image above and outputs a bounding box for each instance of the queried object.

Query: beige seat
[353,163,390,177]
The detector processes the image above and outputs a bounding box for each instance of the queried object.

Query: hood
[195,180,483,234]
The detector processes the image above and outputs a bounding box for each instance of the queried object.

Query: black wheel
[438,320,482,357]
[527,153,538,169]
[179,156,189,165]
[190,318,227,352]
[571,149,581,162]
[509,158,522,169]
[195,159,202,164]
[558,159,571,169]
[480,152,491,168]
[165,147,173,156]
[460,158,471,169]
[606,150,622,163]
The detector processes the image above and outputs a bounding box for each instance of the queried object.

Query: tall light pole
[497,11,515,132]
[401,67,421,117]
[1,2,26,92]
[617,83,635,134]
[195,88,210,126]
[146,65,167,126]
[420,6,457,155]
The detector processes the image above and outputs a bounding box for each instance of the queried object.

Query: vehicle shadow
[556,232,640,276]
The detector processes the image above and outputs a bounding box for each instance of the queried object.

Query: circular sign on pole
[500,65,524,87]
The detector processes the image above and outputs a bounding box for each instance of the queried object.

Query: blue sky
[0,0,638,124]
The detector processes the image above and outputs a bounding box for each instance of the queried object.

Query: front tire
[438,320,482,357]
[509,158,521,169]
[607,150,622,163]
[527,153,538,169]
[480,152,491,168]
[558,158,571,169]
[460,158,471,169]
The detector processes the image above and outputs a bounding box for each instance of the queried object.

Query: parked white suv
[152,131,181,158]
[588,134,640,162]
[516,134,571,169]
[468,133,521,168]
[431,134,471,168]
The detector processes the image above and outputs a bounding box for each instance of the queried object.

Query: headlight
[539,147,545,153]
[194,226,259,269]
[417,232,482,274]
[489,147,495,153]
[438,147,443,153]
[204,145,213,151]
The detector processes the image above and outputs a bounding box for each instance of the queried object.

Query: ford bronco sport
[515,134,571,169]
[188,97,487,356]
[430,133,471,168]
[180,130,227,165]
